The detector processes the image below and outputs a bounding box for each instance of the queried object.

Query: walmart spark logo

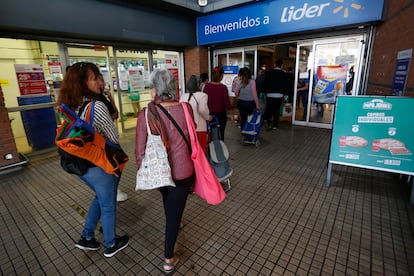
[333,0,362,18]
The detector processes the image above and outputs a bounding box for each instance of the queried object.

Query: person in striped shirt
[58,62,129,258]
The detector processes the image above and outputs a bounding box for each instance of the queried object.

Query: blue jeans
[79,166,119,248]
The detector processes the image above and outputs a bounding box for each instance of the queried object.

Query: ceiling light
[198,0,208,7]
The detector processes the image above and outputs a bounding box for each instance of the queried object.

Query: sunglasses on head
[78,62,87,73]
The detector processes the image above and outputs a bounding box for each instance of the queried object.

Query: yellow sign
[0,80,9,86]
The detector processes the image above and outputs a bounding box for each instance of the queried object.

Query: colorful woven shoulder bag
[55,101,128,176]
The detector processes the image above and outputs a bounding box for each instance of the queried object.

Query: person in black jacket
[262,59,289,130]
[285,66,295,104]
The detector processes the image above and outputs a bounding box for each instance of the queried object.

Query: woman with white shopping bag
[135,68,194,274]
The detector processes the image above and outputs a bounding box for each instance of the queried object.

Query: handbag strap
[80,101,120,149]
[181,103,199,153]
[156,104,191,153]
[190,93,199,111]
[188,92,199,108]
[144,108,152,134]
[78,101,95,126]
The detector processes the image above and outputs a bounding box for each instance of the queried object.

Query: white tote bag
[136,108,175,190]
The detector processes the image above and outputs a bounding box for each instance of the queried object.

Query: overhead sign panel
[197,0,385,45]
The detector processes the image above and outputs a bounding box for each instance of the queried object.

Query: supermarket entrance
[212,34,367,129]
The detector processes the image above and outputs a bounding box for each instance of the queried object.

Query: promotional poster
[329,96,414,175]
[14,64,48,96]
[313,65,347,104]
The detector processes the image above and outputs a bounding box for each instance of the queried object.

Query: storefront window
[1,38,183,153]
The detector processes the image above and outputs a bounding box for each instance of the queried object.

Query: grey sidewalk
[1,122,414,275]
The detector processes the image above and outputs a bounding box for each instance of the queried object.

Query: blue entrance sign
[222,66,238,74]
[197,0,385,45]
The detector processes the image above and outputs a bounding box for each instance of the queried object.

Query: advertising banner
[391,49,412,96]
[313,65,347,104]
[14,64,48,96]
[328,96,414,177]
[197,0,385,45]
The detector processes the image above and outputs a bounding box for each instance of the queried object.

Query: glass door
[214,47,257,72]
[214,47,258,125]
[293,43,313,123]
[293,35,365,128]
[112,49,152,131]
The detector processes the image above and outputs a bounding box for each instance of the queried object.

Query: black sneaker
[104,235,129,258]
[75,237,100,251]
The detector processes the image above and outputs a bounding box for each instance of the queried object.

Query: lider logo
[280,0,363,23]
[333,0,362,18]
[280,3,330,23]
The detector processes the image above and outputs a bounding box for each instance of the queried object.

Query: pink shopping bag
[182,103,226,205]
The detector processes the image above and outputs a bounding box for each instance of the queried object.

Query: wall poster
[14,64,48,96]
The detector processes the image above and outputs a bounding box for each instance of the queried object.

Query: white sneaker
[117,189,128,202]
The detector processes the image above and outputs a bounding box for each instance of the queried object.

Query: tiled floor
[1,121,414,275]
